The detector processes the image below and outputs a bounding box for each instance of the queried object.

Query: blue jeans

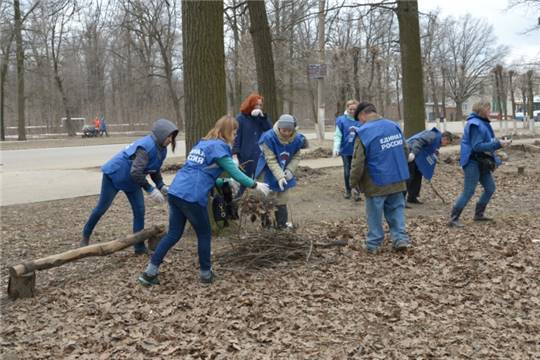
[83,174,146,252]
[341,155,353,193]
[365,192,409,251]
[151,194,212,271]
[453,160,496,210]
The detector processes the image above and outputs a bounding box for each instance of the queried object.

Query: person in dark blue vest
[255,114,307,228]
[405,128,453,204]
[350,102,411,253]
[332,99,362,200]
[449,101,511,227]
[138,115,271,286]
[81,118,179,254]
[232,93,273,185]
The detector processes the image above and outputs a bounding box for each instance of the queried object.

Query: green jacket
[350,113,409,197]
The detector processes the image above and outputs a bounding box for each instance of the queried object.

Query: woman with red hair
[233,93,273,182]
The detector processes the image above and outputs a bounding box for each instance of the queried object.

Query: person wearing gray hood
[81,118,179,254]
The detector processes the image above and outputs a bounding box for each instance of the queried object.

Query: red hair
[240,93,263,115]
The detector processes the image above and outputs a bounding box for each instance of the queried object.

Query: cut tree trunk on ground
[7,225,165,299]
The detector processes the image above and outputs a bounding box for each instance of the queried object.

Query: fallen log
[7,225,165,299]
[9,225,165,278]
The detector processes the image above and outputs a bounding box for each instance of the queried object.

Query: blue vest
[407,128,442,180]
[168,139,231,207]
[255,129,305,192]
[336,115,361,156]
[460,114,500,167]
[101,135,166,192]
[354,119,409,186]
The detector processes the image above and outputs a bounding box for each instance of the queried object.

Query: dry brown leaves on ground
[1,154,540,359]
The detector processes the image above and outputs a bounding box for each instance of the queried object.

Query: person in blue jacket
[255,114,307,228]
[232,93,273,186]
[449,101,511,227]
[138,115,271,286]
[349,102,411,253]
[333,99,361,200]
[81,118,178,253]
[405,128,453,204]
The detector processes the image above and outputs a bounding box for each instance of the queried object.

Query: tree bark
[509,71,516,119]
[182,0,226,153]
[526,70,534,120]
[14,0,26,140]
[247,0,278,123]
[9,225,165,277]
[396,0,425,137]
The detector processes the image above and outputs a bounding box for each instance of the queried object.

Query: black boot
[448,207,464,227]
[80,235,90,247]
[474,203,493,221]
[275,205,288,229]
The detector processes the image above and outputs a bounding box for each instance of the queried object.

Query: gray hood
[151,118,178,146]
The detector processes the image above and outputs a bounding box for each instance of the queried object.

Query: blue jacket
[354,119,409,186]
[255,129,305,192]
[336,115,361,156]
[101,135,166,192]
[169,139,231,207]
[232,112,272,177]
[407,127,442,180]
[460,113,501,168]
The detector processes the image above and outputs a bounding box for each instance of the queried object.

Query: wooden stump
[8,272,35,299]
[517,166,525,175]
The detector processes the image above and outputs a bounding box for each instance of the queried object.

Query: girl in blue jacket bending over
[138,115,271,285]
[81,119,178,254]
[255,114,307,228]
[448,101,511,227]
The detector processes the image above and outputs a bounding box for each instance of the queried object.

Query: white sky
[417,0,540,64]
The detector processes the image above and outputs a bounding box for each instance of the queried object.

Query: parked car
[514,112,525,121]
[81,124,99,138]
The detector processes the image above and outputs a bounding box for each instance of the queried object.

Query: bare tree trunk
[14,0,26,140]
[526,70,534,120]
[455,100,464,121]
[441,66,447,119]
[397,0,425,137]
[0,40,12,141]
[352,47,361,101]
[247,0,278,123]
[182,0,226,153]
[509,70,516,119]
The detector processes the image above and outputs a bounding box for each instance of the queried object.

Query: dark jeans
[83,174,146,252]
[151,194,212,271]
[453,160,496,210]
[341,155,353,193]
[406,162,423,201]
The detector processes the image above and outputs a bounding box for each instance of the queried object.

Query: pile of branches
[237,193,277,225]
[217,229,314,270]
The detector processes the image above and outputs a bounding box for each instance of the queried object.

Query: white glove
[284,169,294,181]
[500,139,512,148]
[228,179,240,194]
[332,149,340,157]
[254,182,270,196]
[408,152,415,163]
[160,185,169,195]
[251,109,263,117]
[232,156,240,166]
[149,188,165,203]
[278,178,288,191]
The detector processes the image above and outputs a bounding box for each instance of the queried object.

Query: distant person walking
[99,116,108,137]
